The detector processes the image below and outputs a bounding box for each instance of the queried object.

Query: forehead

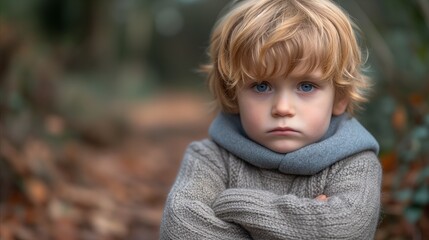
[283,65,323,80]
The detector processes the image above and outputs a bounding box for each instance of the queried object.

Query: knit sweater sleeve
[212,151,382,240]
[159,140,251,239]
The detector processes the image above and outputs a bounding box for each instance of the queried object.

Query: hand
[315,194,328,201]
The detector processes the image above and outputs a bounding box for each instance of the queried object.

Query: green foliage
[341,0,429,235]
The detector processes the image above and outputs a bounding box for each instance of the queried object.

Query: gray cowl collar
[209,112,379,175]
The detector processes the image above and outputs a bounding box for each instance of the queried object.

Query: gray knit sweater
[160,114,382,239]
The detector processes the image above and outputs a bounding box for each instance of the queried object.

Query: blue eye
[298,83,315,92]
[253,82,271,93]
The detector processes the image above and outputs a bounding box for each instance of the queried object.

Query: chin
[269,146,300,154]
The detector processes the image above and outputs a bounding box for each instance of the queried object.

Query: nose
[271,93,295,117]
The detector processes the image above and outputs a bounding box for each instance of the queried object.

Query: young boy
[160,0,382,239]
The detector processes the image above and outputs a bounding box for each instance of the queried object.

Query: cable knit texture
[160,140,382,239]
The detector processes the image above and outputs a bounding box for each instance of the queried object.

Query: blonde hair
[202,0,371,114]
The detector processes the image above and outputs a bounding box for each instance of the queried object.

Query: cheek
[238,96,265,130]
[239,102,257,126]
[308,110,331,137]
[308,91,336,116]
[302,99,333,135]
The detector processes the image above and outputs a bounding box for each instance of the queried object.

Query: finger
[315,194,328,201]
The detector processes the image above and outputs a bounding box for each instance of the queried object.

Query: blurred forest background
[0,0,428,239]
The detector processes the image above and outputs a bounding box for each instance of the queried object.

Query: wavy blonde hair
[201,0,370,114]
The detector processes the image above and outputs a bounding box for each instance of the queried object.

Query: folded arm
[159,141,250,239]
[212,151,382,240]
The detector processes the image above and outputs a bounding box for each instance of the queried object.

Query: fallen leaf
[24,178,49,205]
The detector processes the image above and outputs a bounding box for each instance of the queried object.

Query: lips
[267,127,299,134]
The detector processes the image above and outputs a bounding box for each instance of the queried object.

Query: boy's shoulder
[328,150,381,177]
[187,138,220,150]
[186,138,232,158]
[184,139,243,175]
[341,150,380,166]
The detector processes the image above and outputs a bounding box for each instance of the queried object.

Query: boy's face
[237,66,347,153]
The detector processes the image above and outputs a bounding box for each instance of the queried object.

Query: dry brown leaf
[90,211,128,237]
[392,105,407,132]
[44,115,66,136]
[48,198,83,223]
[24,178,49,205]
[380,152,397,173]
[56,183,114,210]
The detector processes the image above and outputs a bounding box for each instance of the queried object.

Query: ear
[332,96,349,116]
